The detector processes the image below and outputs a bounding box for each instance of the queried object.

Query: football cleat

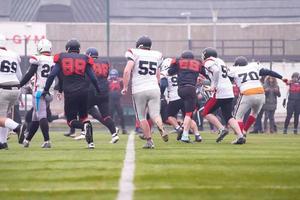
[0,143,8,150]
[17,124,26,144]
[88,142,95,149]
[74,132,86,140]
[176,127,183,141]
[231,137,246,145]
[180,135,191,143]
[41,141,51,148]
[84,122,93,144]
[23,139,30,148]
[194,135,202,142]
[110,133,119,144]
[158,127,168,142]
[216,129,229,143]
[142,141,155,149]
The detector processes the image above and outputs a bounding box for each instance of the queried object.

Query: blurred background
[1,0,299,125]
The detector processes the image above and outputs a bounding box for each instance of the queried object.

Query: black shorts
[64,91,89,123]
[202,96,234,123]
[167,99,185,118]
[178,85,197,114]
[88,92,110,118]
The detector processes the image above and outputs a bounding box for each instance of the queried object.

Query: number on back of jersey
[0,60,17,73]
[138,60,157,75]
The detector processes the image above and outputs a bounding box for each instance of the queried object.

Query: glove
[282,78,289,85]
[282,98,286,108]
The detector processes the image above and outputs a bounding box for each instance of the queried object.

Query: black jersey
[168,58,204,87]
[89,58,110,96]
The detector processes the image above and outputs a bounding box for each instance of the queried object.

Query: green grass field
[1,129,300,200]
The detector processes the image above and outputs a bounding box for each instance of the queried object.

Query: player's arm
[86,64,101,94]
[43,63,61,93]
[167,58,178,76]
[160,77,168,94]
[259,68,288,83]
[122,59,134,95]
[19,64,38,87]
[283,87,289,108]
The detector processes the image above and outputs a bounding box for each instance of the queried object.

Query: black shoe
[294,129,298,134]
[194,135,202,142]
[283,129,287,134]
[231,137,246,145]
[84,122,93,144]
[249,130,258,134]
[176,127,183,141]
[18,124,26,144]
[64,127,76,137]
[216,129,229,143]
[0,143,8,150]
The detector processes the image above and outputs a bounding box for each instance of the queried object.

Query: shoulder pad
[29,55,39,65]
[53,54,60,63]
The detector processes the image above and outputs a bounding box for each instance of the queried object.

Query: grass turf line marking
[116,132,135,200]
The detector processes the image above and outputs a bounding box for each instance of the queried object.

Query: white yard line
[116,132,135,200]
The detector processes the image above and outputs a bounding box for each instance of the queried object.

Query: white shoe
[23,139,30,148]
[88,142,95,149]
[110,133,119,144]
[41,141,51,148]
[74,132,86,140]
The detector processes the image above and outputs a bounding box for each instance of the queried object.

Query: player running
[228,56,288,136]
[201,47,245,144]
[122,36,168,149]
[19,39,55,148]
[168,50,205,143]
[43,39,101,149]
[0,33,23,149]
[74,47,119,144]
[160,57,202,142]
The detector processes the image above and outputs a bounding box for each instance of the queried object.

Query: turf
[1,129,300,200]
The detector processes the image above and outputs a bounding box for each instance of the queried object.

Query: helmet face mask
[65,39,80,53]
[136,36,152,49]
[37,39,52,54]
[86,47,98,58]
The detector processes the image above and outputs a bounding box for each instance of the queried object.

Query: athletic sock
[182,130,189,138]
[0,128,8,143]
[102,116,117,135]
[244,115,256,132]
[238,121,244,133]
[39,118,49,141]
[70,120,84,130]
[4,118,19,130]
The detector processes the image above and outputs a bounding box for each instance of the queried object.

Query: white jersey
[204,57,234,99]
[165,74,180,101]
[0,48,22,85]
[228,62,264,95]
[29,54,54,91]
[125,48,162,94]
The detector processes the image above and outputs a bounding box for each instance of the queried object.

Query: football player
[122,36,168,149]
[78,47,120,143]
[168,50,205,143]
[0,33,23,149]
[19,39,55,148]
[43,39,101,149]
[160,57,202,142]
[228,56,288,135]
[201,47,245,144]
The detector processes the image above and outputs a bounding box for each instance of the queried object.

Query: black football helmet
[202,47,217,60]
[65,39,80,53]
[136,36,152,49]
[181,50,194,59]
[233,56,248,66]
[86,47,99,58]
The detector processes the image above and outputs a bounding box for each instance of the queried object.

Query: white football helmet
[0,33,7,48]
[160,58,173,72]
[37,39,52,54]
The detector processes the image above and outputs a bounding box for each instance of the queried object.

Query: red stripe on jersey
[53,54,60,63]
[171,58,177,65]
[127,48,133,54]
[204,58,214,65]
[30,56,38,61]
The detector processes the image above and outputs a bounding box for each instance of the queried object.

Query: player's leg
[148,89,168,142]
[0,127,9,150]
[132,92,153,148]
[220,98,245,144]
[38,97,51,148]
[167,99,183,139]
[97,96,119,143]
[233,95,249,134]
[78,93,94,148]
[244,94,265,133]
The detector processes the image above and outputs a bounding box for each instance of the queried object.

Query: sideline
[116,132,135,200]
